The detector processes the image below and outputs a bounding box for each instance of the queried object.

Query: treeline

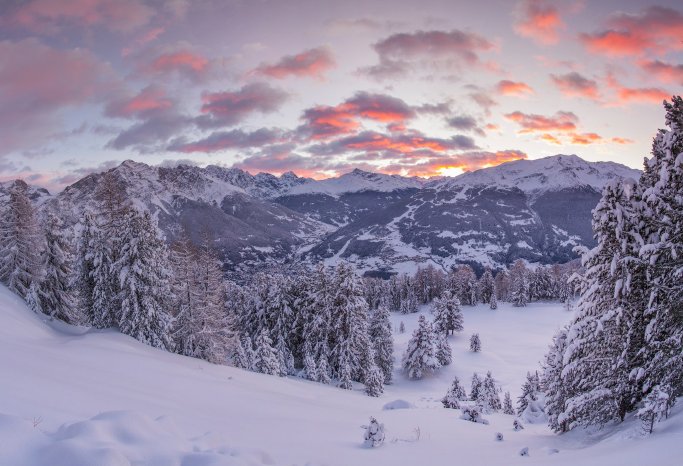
[365,260,579,313]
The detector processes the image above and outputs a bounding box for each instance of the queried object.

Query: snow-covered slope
[286,169,424,197]
[432,154,641,195]
[2,284,680,466]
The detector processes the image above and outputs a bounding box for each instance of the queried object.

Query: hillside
[1,284,680,466]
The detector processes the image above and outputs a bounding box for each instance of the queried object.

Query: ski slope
[1,285,681,465]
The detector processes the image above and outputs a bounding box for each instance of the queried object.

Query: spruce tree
[541,327,571,432]
[35,214,79,323]
[432,291,464,336]
[470,333,481,352]
[402,315,440,379]
[503,391,515,415]
[435,333,452,366]
[482,371,502,412]
[508,260,529,307]
[478,268,495,304]
[470,373,483,403]
[116,210,173,350]
[369,305,394,383]
[254,329,282,376]
[0,180,43,299]
[442,375,467,409]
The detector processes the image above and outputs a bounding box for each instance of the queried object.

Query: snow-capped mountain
[43,154,640,274]
[433,154,640,195]
[0,180,51,205]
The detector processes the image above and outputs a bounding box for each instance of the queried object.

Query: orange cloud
[505,110,578,133]
[514,0,564,45]
[640,60,683,85]
[496,80,534,97]
[550,72,600,100]
[611,137,634,145]
[253,47,335,79]
[581,6,683,57]
[606,74,670,105]
[540,133,562,145]
[569,132,603,145]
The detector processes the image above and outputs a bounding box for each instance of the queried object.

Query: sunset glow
[0,0,680,190]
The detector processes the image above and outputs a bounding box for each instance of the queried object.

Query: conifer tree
[482,371,502,412]
[541,328,571,432]
[442,375,467,409]
[364,364,384,397]
[116,210,173,350]
[369,304,394,383]
[509,260,529,307]
[470,333,481,352]
[435,333,452,366]
[34,214,79,323]
[517,372,542,416]
[0,180,43,299]
[489,290,498,310]
[254,329,282,376]
[503,391,515,415]
[402,315,440,379]
[478,268,495,304]
[432,291,464,335]
[470,373,483,403]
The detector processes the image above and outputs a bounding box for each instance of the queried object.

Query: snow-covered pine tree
[494,269,510,302]
[232,335,252,370]
[402,315,440,379]
[116,210,174,350]
[637,96,683,403]
[482,371,502,412]
[364,363,384,397]
[399,321,405,333]
[169,234,200,357]
[329,262,373,384]
[517,372,542,416]
[303,344,319,381]
[478,268,495,304]
[254,329,282,376]
[442,375,467,409]
[432,290,464,336]
[470,333,481,352]
[637,385,671,434]
[503,391,515,415]
[34,214,79,323]
[470,373,483,403]
[435,332,452,366]
[508,260,529,307]
[317,353,332,384]
[489,290,498,310]
[369,304,394,383]
[559,180,647,429]
[0,180,43,299]
[76,211,99,325]
[449,265,478,306]
[541,327,571,432]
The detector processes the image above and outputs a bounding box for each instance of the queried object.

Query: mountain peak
[432,154,640,194]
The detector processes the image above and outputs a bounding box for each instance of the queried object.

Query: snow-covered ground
[1,285,681,465]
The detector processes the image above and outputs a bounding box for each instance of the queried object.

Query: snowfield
[1,285,681,466]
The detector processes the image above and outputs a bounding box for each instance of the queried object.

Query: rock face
[38,154,640,274]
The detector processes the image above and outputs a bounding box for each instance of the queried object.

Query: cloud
[307,130,477,156]
[467,89,498,115]
[496,80,534,96]
[0,38,116,156]
[446,115,485,136]
[105,85,173,118]
[569,132,602,145]
[195,82,289,128]
[6,0,155,34]
[514,0,564,45]
[106,112,192,151]
[550,72,600,100]
[252,47,335,79]
[298,92,416,140]
[640,60,683,85]
[505,110,578,133]
[581,6,683,57]
[611,137,634,145]
[380,149,528,177]
[168,128,285,153]
[362,29,494,80]
[606,74,670,105]
[144,50,210,80]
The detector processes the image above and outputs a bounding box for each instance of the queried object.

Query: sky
[0,0,681,191]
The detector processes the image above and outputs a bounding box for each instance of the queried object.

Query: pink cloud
[505,111,578,133]
[581,6,683,57]
[8,0,154,34]
[550,72,600,100]
[145,50,209,80]
[606,74,670,105]
[253,47,335,79]
[514,0,564,45]
[496,80,534,97]
[640,60,683,85]
[196,82,289,128]
[105,85,173,118]
[0,38,115,155]
[374,29,494,63]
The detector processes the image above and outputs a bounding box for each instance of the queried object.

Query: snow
[1,285,681,465]
[286,169,424,197]
[432,154,641,196]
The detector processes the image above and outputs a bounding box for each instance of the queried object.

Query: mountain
[43,154,640,275]
[0,180,51,205]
